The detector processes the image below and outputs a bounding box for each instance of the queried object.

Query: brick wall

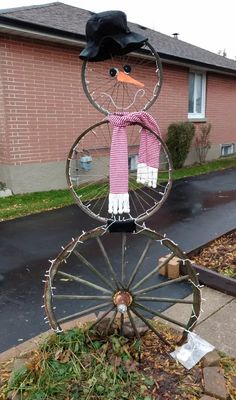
[0,41,8,164]
[156,63,189,132]
[206,72,236,144]
[0,34,190,167]
[1,33,235,170]
[0,34,101,166]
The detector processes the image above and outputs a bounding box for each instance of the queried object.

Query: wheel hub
[113,291,132,314]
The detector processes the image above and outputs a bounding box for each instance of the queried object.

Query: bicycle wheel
[81,41,162,115]
[66,120,172,223]
[44,226,201,346]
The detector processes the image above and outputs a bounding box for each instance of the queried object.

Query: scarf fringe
[137,163,158,188]
[108,193,130,215]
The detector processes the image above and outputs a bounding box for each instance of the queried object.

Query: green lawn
[0,156,235,221]
[171,156,236,179]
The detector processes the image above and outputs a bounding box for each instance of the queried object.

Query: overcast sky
[1,0,236,60]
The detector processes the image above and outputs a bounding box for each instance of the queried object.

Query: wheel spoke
[131,253,174,291]
[89,305,116,330]
[129,179,158,206]
[97,190,109,216]
[73,249,115,290]
[53,295,110,300]
[130,182,152,210]
[129,190,139,215]
[106,309,118,335]
[121,233,126,284]
[127,238,152,288]
[131,306,170,346]
[83,182,108,205]
[134,302,188,329]
[96,237,120,288]
[135,296,194,304]
[58,301,111,323]
[133,275,189,295]
[57,271,112,294]
[120,313,124,336]
[87,184,109,214]
[127,308,141,339]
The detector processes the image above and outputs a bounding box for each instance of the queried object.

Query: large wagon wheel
[66,120,172,223]
[44,225,201,346]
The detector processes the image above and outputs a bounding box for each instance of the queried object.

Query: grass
[2,328,154,400]
[170,155,236,180]
[0,156,235,221]
[1,326,236,400]
[0,189,71,221]
[0,323,202,400]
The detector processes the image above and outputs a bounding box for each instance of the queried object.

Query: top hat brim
[80,31,147,61]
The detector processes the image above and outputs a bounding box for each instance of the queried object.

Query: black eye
[124,65,131,74]
[109,68,118,77]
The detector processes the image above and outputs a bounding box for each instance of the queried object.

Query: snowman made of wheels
[44,11,201,347]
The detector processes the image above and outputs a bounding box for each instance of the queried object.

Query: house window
[188,71,206,119]
[221,143,235,156]
[128,154,138,171]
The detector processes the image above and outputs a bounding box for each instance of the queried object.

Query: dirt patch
[137,329,203,399]
[191,229,236,279]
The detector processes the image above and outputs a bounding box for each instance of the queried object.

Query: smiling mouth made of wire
[92,88,145,110]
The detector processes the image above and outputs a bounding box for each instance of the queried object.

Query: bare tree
[195,123,212,164]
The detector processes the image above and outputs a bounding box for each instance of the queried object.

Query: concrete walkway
[163,286,236,358]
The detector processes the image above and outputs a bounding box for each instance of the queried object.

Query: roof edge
[0,14,84,42]
[160,53,236,76]
[0,2,60,14]
[0,12,236,76]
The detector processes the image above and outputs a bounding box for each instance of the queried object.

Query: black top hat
[80,10,147,61]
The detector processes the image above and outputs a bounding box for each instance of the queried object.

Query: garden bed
[186,229,236,297]
[1,323,236,400]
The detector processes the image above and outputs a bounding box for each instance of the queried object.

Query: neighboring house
[0,2,235,193]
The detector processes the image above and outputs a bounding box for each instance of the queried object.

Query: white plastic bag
[170,332,215,369]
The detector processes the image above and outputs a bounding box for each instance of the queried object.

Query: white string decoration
[95,88,145,110]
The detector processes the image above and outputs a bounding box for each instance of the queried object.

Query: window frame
[128,154,138,172]
[188,70,206,120]
[221,143,235,157]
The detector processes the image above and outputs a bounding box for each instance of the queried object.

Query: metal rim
[81,41,163,115]
[66,120,173,223]
[44,226,201,346]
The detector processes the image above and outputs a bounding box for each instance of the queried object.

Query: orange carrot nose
[116,71,144,88]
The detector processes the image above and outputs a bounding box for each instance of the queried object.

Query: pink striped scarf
[107,111,161,215]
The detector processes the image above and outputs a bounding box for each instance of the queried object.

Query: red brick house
[0,2,235,193]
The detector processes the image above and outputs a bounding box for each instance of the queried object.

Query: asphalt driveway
[0,168,235,352]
